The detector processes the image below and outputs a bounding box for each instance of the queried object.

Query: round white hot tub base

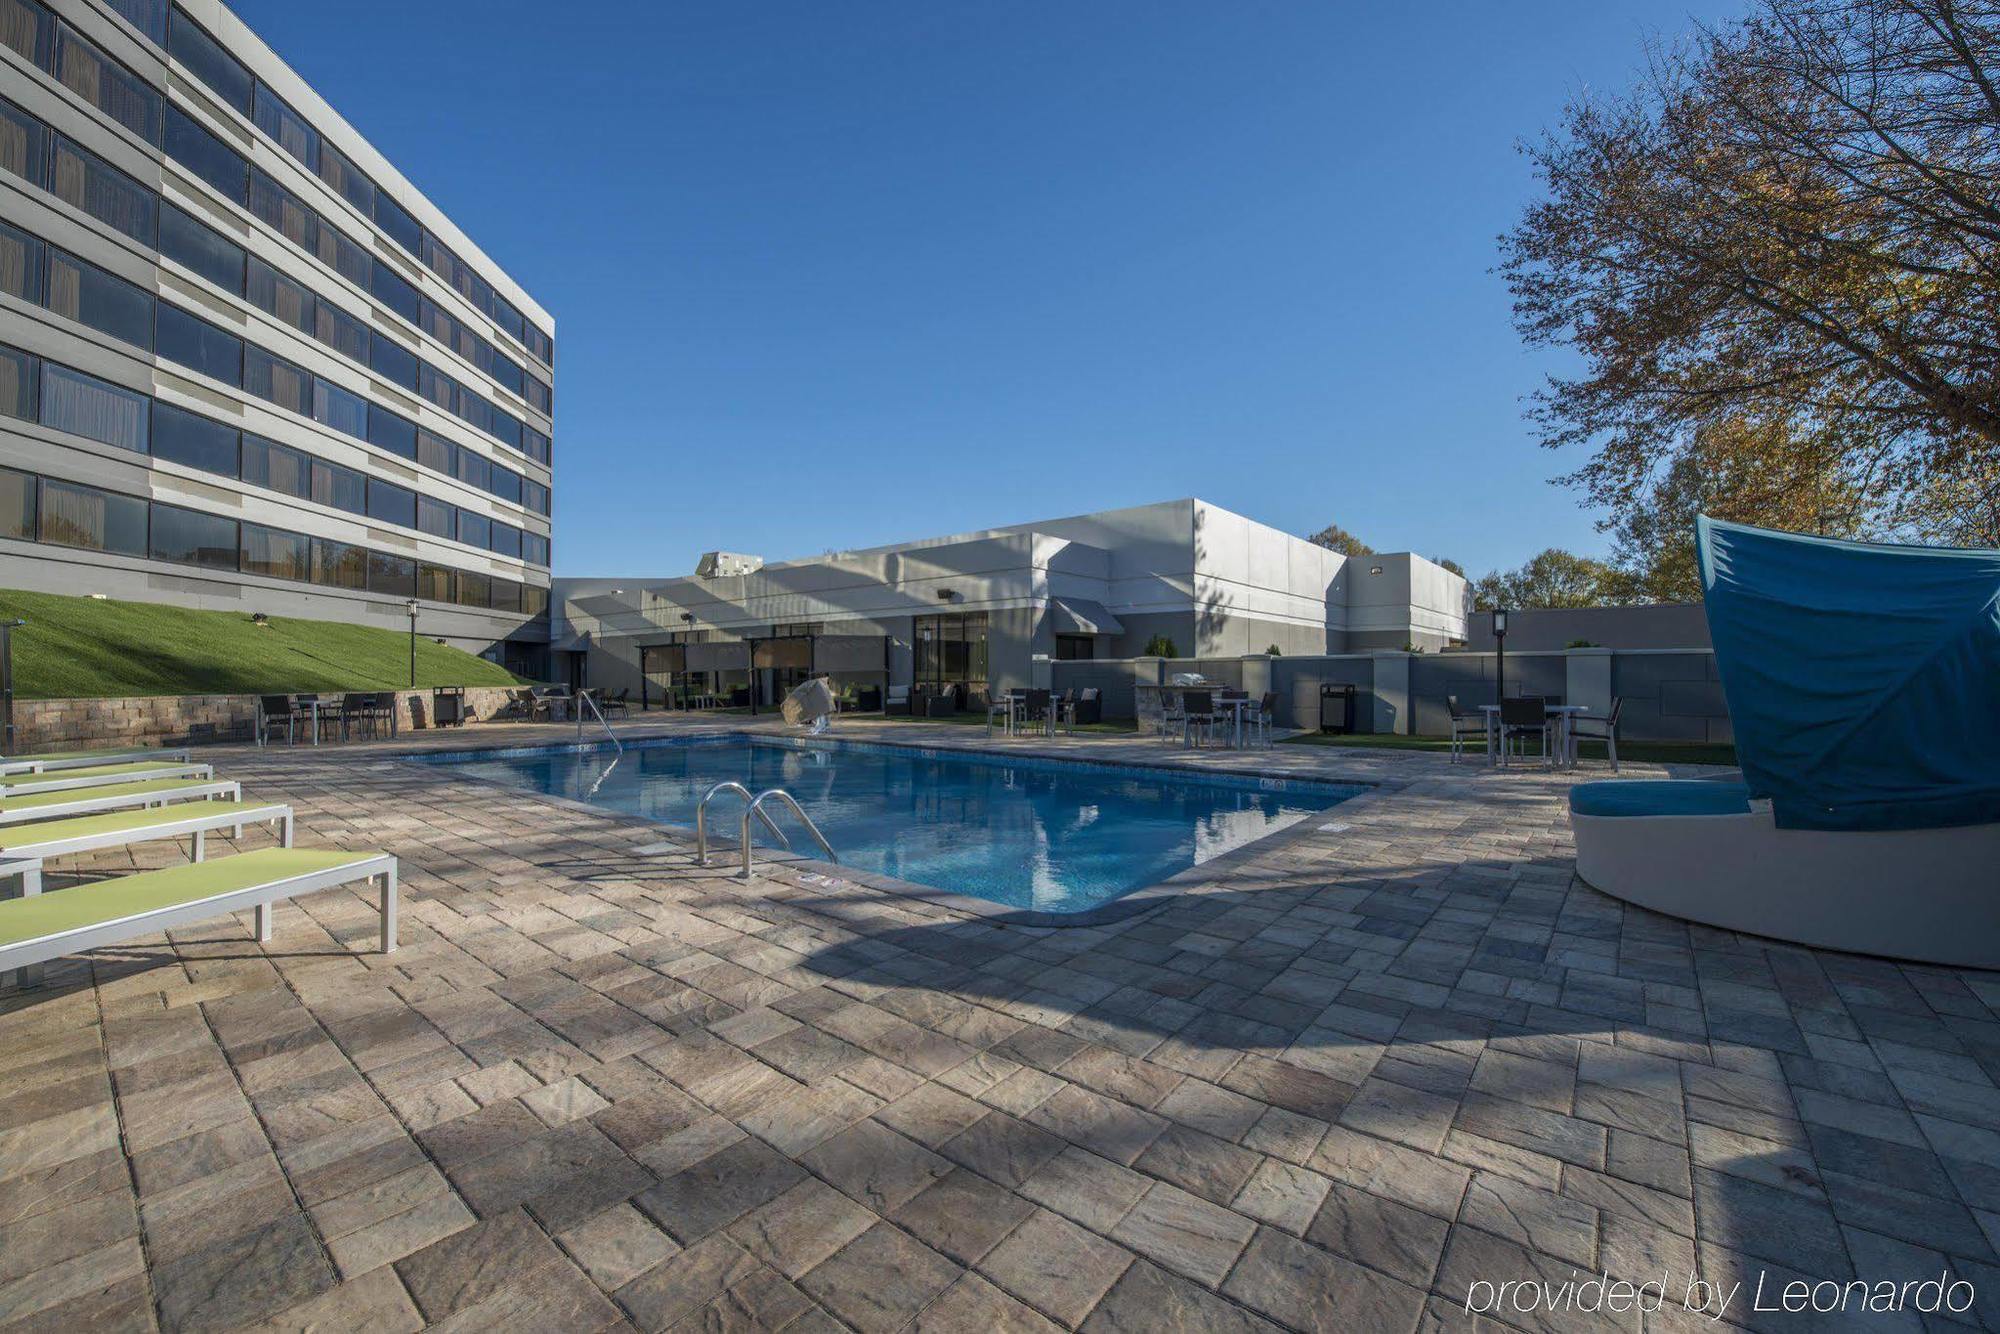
[1572,806,2000,970]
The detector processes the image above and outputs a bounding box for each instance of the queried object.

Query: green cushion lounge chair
[0,847,397,983]
[0,761,215,796]
[0,778,243,826]
[0,746,193,775]
[0,800,292,864]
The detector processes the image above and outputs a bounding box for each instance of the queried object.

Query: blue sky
[236,1,1740,579]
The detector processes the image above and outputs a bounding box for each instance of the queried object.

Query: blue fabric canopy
[1698,516,2000,831]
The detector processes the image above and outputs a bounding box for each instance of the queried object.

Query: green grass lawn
[0,588,529,699]
[1278,730,1737,767]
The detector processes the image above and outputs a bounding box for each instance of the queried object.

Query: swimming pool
[414,736,1359,914]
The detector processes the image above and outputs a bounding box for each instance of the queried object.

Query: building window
[240,523,310,581]
[454,448,489,492]
[46,250,153,350]
[164,106,247,202]
[417,562,453,603]
[455,570,491,609]
[417,429,454,476]
[40,363,147,452]
[490,521,522,560]
[51,134,154,245]
[168,9,251,116]
[247,256,314,335]
[370,260,419,324]
[366,479,415,528]
[247,170,317,253]
[159,203,243,292]
[366,406,416,460]
[369,331,418,390]
[312,379,368,439]
[0,221,42,304]
[103,0,166,45]
[0,465,34,539]
[0,97,48,189]
[311,537,366,589]
[309,459,365,516]
[523,532,548,566]
[316,301,369,365]
[149,502,236,569]
[456,511,489,551]
[253,84,317,172]
[522,583,548,616]
[150,401,238,476]
[56,22,159,145]
[155,304,242,384]
[0,343,37,421]
[416,495,454,540]
[40,478,145,554]
[368,551,415,598]
[914,613,989,691]
[0,0,55,69]
[244,346,311,416]
[241,435,309,500]
[373,193,421,255]
[1055,634,1096,661]
[489,465,522,507]
[317,142,373,216]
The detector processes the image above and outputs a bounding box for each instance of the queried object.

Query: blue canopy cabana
[1697,516,2000,831]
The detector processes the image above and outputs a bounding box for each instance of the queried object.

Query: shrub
[1142,634,1179,657]
[1264,644,1283,657]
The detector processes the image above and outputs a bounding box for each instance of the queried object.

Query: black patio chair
[1446,694,1487,764]
[1568,697,1624,770]
[1498,696,1551,766]
[257,695,299,747]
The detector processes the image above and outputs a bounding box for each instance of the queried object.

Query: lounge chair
[0,761,215,796]
[0,746,192,775]
[1572,517,2000,968]
[0,777,243,827]
[0,800,291,864]
[0,847,398,984]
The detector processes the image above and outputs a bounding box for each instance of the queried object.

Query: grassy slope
[0,588,527,699]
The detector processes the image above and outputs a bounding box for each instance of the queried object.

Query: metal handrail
[739,788,838,880]
[576,688,622,753]
[695,781,790,866]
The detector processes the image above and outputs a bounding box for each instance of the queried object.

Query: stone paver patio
[1,715,1996,1332]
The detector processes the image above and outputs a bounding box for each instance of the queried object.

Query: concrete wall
[1464,604,1711,651]
[1054,647,1731,744]
[12,684,527,751]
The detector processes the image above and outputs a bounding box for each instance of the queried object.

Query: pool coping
[385,726,1394,928]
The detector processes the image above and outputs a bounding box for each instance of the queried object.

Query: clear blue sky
[236,1,1739,579]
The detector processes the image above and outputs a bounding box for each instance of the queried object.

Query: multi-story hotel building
[0,0,553,671]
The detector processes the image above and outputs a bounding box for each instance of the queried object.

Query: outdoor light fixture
[679,612,694,623]
[405,598,419,689]
[936,588,958,602]
[1369,565,1384,576]
[1493,606,1511,707]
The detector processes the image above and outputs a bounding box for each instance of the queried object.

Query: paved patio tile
[0,719,1994,1329]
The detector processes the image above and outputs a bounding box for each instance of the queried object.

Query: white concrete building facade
[0,0,554,669]
[556,499,1468,708]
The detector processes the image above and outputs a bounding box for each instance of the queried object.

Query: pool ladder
[694,781,839,881]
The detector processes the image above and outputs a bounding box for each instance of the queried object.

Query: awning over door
[1049,598,1124,636]
[684,641,749,672]
[814,635,888,674]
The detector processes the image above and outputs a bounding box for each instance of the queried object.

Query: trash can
[1319,683,1356,734]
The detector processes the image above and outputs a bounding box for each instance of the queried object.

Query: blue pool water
[415,737,1359,913]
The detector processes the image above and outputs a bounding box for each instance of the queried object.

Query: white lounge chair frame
[0,803,292,863]
[0,780,243,826]
[0,852,397,986]
[0,748,193,775]
[0,762,214,795]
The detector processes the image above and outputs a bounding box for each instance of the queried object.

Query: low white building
[554,499,1468,707]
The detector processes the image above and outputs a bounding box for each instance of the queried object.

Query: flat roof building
[556,499,1467,709]
[0,0,553,672]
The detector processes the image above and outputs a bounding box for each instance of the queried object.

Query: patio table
[1480,704,1587,767]
[299,697,340,746]
[987,693,1022,738]
[1215,696,1255,749]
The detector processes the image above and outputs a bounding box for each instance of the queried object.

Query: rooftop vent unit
[696,551,763,578]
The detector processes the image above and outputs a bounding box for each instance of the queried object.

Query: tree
[1611,414,1883,601]
[1307,522,1374,557]
[1431,556,1466,578]
[1500,0,2000,555]
[1141,634,1179,657]
[1472,549,1630,610]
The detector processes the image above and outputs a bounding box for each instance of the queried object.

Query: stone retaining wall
[10,687,527,752]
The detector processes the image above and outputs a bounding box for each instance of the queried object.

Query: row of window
[0,88,552,465]
[82,0,553,367]
[0,338,550,566]
[0,217,550,520]
[0,462,548,614]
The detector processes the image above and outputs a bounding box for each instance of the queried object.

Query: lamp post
[1493,606,1510,708]
[405,598,418,689]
